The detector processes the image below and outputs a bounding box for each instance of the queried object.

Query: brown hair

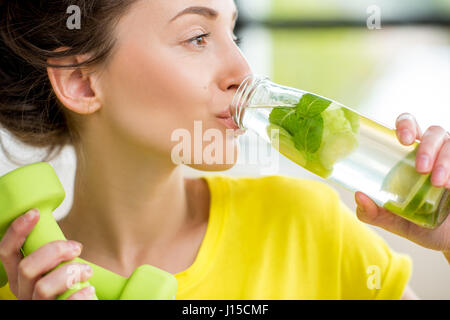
[0,0,135,163]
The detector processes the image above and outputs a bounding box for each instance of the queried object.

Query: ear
[47,52,102,115]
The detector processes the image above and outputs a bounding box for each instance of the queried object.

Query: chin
[185,143,240,172]
[187,162,237,172]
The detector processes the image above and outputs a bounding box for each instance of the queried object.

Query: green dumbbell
[0,162,178,300]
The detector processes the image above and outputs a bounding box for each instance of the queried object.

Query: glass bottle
[231,74,449,228]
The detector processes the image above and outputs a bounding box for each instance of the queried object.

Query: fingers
[355,192,434,247]
[0,209,40,294]
[0,209,93,300]
[17,239,83,299]
[415,126,448,174]
[395,114,449,188]
[395,113,422,145]
[430,136,450,188]
[66,285,96,300]
[32,262,93,300]
[355,192,380,221]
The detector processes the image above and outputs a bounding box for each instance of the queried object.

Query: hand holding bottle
[355,113,450,262]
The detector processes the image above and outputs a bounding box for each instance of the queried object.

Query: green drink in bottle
[231,75,449,228]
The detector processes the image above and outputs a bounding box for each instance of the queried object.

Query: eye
[188,33,211,47]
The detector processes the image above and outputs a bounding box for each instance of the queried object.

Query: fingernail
[355,193,362,207]
[83,264,93,275]
[396,113,414,123]
[433,166,447,186]
[417,154,430,172]
[87,286,96,297]
[25,209,39,222]
[68,241,82,253]
[400,129,413,144]
[355,193,366,210]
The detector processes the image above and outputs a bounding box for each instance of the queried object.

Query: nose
[218,44,253,94]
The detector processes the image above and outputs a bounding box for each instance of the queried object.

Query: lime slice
[383,172,429,215]
[415,183,445,215]
[381,147,435,216]
[381,149,418,201]
[416,200,435,215]
[384,195,435,228]
[384,201,403,214]
[401,175,432,215]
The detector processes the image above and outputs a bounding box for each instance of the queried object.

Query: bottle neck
[231,74,269,130]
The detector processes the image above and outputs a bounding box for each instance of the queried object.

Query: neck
[59,129,198,271]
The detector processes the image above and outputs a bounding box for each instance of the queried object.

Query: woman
[0,0,448,300]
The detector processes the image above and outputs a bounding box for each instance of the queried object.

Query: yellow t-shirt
[0,175,412,300]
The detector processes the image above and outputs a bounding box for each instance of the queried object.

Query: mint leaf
[268,106,301,136]
[295,93,332,118]
[293,115,324,156]
[267,93,358,178]
[268,107,293,125]
[268,93,330,160]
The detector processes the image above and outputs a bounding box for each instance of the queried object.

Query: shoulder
[205,174,337,196]
[203,174,342,222]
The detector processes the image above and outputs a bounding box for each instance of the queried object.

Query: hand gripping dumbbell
[0,162,178,300]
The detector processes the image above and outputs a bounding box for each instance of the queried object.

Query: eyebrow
[169,6,238,23]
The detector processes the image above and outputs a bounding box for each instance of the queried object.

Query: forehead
[113,0,238,44]
[137,0,237,22]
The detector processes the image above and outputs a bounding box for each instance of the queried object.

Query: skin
[0,0,448,300]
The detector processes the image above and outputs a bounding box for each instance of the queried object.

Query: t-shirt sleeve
[0,283,17,300]
[333,193,413,299]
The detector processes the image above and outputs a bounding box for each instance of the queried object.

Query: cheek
[99,43,214,153]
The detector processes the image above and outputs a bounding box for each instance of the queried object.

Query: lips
[215,107,233,119]
[215,106,240,130]
[216,117,240,130]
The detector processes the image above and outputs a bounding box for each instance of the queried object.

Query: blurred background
[1,0,449,299]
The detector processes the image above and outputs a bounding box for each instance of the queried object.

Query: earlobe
[47,54,102,115]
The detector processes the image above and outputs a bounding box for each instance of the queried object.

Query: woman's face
[96,0,252,170]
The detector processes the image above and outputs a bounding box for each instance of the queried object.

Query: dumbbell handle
[18,206,176,300]
[21,206,130,300]
[0,162,177,300]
